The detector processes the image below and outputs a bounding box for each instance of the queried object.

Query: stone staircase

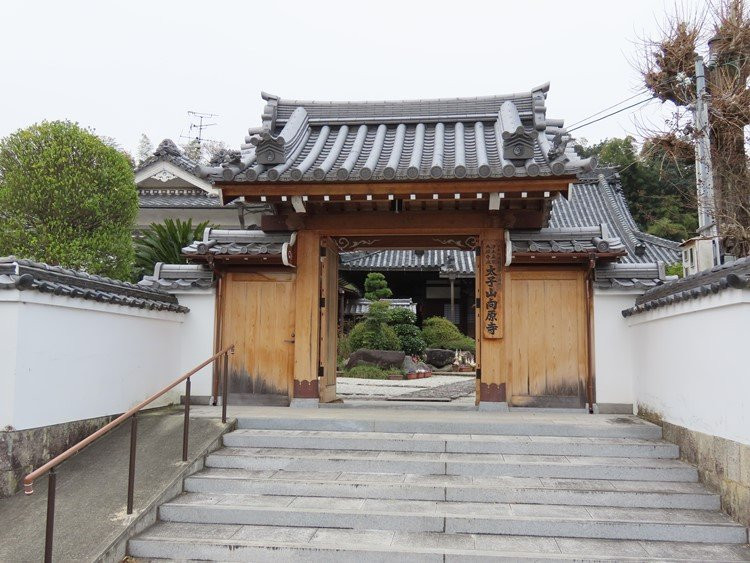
[128,409,750,561]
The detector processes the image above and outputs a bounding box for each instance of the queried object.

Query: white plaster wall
[592,290,639,408]
[0,290,185,431]
[173,290,217,398]
[628,289,750,445]
[0,302,20,429]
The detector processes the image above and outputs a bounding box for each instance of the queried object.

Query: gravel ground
[388,379,475,400]
[336,375,475,400]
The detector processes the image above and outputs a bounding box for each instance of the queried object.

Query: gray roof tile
[138,263,215,291]
[340,249,476,277]
[623,256,750,316]
[138,191,224,208]
[198,86,596,183]
[344,298,417,316]
[182,228,292,257]
[0,257,187,313]
[549,174,680,265]
[135,139,199,174]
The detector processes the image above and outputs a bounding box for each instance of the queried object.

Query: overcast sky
[1,0,704,157]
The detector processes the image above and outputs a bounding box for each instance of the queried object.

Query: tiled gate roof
[198,86,596,183]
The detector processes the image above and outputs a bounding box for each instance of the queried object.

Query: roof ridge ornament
[250,106,310,166]
[497,101,535,162]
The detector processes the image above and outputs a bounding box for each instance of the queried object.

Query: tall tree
[640,0,750,255]
[137,133,154,165]
[181,138,202,162]
[0,121,137,279]
[576,137,697,241]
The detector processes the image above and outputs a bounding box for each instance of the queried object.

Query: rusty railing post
[127,413,137,514]
[44,467,56,563]
[222,351,229,424]
[182,376,191,462]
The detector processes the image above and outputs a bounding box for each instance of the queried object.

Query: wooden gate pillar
[477,228,509,411]
[291,229,321,406]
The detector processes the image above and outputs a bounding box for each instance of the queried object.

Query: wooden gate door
[220,271,296,404]
[319,238,339,403]
[508,269,588,408]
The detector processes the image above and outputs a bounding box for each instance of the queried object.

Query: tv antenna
[181,110,219,144]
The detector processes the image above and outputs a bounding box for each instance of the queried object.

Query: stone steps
[128,410,749,561]
[129,522,750,562]
[185,468,720,510]
[205,446,699,482]
[224,428,680,457]
[235,413,663,439]
[156,492,747,544]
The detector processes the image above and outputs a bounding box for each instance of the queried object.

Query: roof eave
[216,176,577,200]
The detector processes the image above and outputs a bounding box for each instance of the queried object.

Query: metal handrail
[24,344,234,563]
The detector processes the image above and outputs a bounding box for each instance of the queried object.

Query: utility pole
[693,55,721,265]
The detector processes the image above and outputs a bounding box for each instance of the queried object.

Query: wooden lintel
[333,234,479,251]
[511,252,626,263]
[218,177,574,198]
[261,209,545,234]
[182,254,285,265]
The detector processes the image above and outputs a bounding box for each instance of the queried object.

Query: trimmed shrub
[387,307,417,326]
[364,272,393,300]
[421,316,475,352]
[393,324,426,355]
[348,319,401,352]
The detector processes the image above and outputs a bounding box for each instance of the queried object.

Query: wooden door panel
[319,239,338,403]
[221,271,295,403]
[508,270,587,407]
[528,280,547,396]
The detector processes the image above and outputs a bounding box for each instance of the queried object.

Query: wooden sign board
[481,237,503,339]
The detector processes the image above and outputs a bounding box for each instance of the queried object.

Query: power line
[566,97,656,134]
[566,89,650,129]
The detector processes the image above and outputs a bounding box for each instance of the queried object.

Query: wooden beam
[183,254,286,265]
[333,234,479,251]
[218,176,575,198]
[261,209,545,234]
[511,252,626,263]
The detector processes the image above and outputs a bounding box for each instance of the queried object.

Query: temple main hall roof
[199,85,595,184]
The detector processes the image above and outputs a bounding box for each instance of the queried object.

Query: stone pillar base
[478,401,509,412]
[290,398,319,408]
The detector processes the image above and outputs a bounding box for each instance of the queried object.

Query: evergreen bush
[421,316,475,352]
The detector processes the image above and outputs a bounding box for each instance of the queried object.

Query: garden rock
[346,349,405,370]
[402,356,432,374]
[425,348,455,368]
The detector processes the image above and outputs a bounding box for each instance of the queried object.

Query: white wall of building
[0,290,185,431]
[592,290,639,410]
[172,289,217,398]
[627,289,750,445]
[136,208,264,230]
